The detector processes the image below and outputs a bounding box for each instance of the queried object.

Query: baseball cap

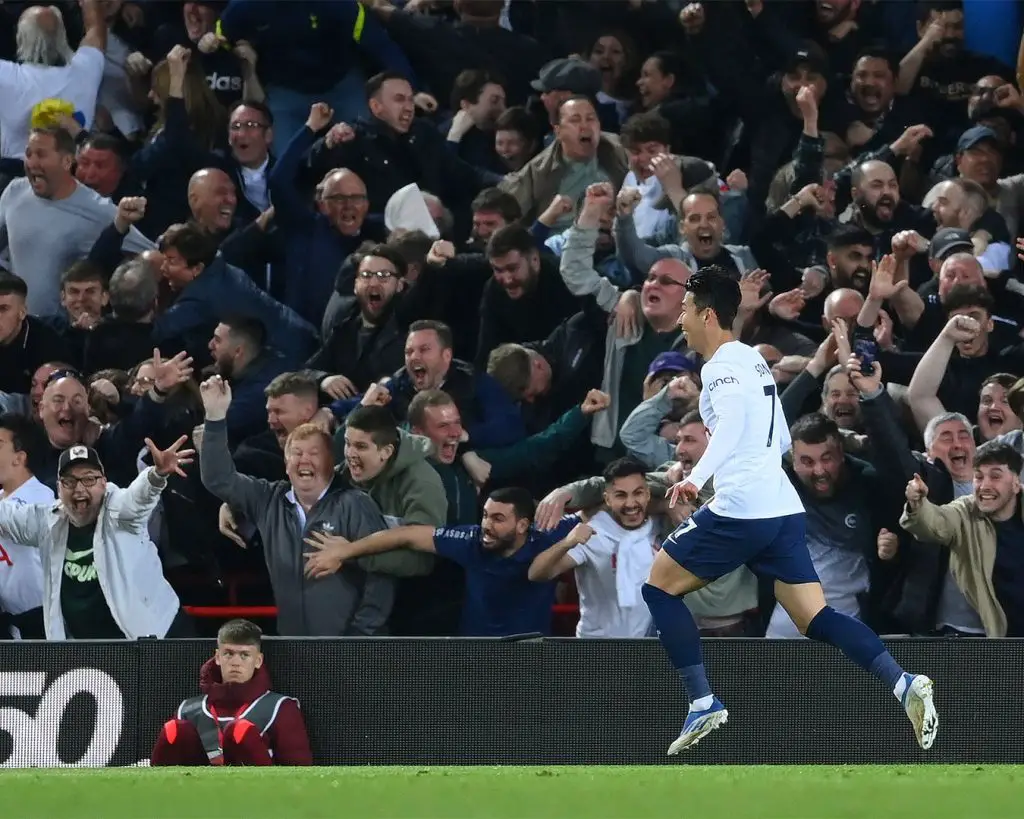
[929,227,973,260]
[785,42,829,77]
[530,58,601,96]
[58,445,104,477]
[647,351,695,379]
[957,125,999,153]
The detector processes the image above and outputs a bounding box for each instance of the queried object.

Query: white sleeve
[567,544,589,566]
[0,59,21,97]
[686,363,747,490]
[71,46,106,90]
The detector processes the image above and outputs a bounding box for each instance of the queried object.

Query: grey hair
[109,259,158,322]
[421,191,454,239]
[16,6,73,67]
[820,364,848,400]
[922,411,972,450]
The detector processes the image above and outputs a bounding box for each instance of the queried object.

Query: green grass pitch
[4,765,1023,818]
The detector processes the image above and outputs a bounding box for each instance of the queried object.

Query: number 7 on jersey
[763,384,776,447]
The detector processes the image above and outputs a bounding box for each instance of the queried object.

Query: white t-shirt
[0,477,55,633]
[689,340,804,520]
[0,47,106,159]
[568,511,656,638]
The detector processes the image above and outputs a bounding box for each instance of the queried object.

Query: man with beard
[826,224,875,294]
[528,457,659,638]
[840,159,934,264]
[229,102,386,324]
[331,320,524,449]
[304,486,578,637]
[901,441,1024,637]
[765,413,883,638]
[0,128,154,317]
[837,49,932,157]
[0,439,192,639]
[615,188,758,281]
[207,316,291,449]
[850,357,986,636]
[923,176,1011,273]
[307,245,406,401]
[475,224,578,369]
[897,3,1011,140]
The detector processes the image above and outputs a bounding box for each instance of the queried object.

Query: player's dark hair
[346,405,400,450]
[602,456,648,483]
[217,618,262,648]
[943,284,993,317]
[685,267,740,330]
[790,413,842,446]
[488,486,535,522]
[973,440,1023,473]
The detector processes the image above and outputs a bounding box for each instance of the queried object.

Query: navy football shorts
[661,505,820,585]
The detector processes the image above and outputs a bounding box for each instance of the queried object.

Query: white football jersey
[0,477,54,625]
[688,341,804,520]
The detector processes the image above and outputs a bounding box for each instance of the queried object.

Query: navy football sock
[805,605,905,689]
[642,582,712,705]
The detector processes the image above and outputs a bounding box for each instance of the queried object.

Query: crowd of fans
[0,0,1022,643]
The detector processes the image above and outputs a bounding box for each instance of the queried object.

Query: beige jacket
[900,495,1018,637]
[499,133,628,224]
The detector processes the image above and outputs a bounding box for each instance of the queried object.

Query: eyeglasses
[645,273,688,288]
[321,193,367,204]
[229,120,267,132]
[357,269,397,280]
[59,474,103,490]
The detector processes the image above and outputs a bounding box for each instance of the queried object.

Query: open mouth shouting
[408,364,430,389]
[983,408,1009,433]
[694,229,716,254]
[831,404,858,427]
[947,449,969,472]
[873,196,896,220]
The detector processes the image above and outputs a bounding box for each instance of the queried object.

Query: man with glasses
[220,102,386,326]
[223,101,275,223]
[561,183,690,458]
[307,245,408,401]
[0,441,193,639]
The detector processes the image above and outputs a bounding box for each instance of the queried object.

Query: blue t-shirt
[433,517,578,637]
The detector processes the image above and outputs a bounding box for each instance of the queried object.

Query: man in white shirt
[0,1,107,163]
[0,127,154,316]
[0,413,53,638]
[644,267,937,755]
[528,457,658,638]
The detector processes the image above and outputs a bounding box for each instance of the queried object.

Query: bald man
[316,169,370,237]
[823,287,865,331]
[188,169,238,236]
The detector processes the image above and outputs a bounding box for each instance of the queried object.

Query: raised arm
[528,521,592,582]
[906,315,978,432]
[303,523,437,578]
[560,184,626,313]
[78,0,109,53]
[198,376,276,521]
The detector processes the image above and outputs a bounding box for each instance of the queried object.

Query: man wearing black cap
[530,58,619,139]
[0,438,192,639]
[748,41,833,217]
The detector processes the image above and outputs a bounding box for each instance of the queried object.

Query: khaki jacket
[900,495,1019,637]
[499,133,628,224]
